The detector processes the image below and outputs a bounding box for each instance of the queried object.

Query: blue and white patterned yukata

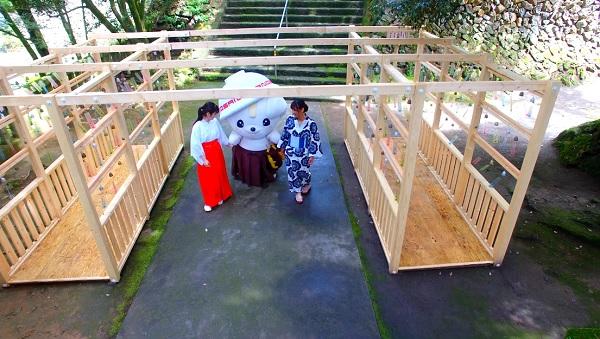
[277,115,323,193]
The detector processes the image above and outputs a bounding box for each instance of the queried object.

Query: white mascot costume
[218,71,287,187]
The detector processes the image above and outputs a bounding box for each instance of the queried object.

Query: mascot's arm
[228,131,242,145]
[268,130,281,145]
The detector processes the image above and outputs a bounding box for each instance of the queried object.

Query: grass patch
[515,207,600,327]
[322,110,392,339]
[565,327,600,339]
[450,288,543,338]
[108,156,195,337]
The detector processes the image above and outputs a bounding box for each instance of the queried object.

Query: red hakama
[196,139,232,207]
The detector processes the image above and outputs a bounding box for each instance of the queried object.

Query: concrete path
[118,105,378,338]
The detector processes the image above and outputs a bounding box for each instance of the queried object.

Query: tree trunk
[82,0,120,33]
[0,4,39,59]
[116,0,136,31]
[59,7,77,45]
[109,0,132,32]
[126,0,145,32]
[12,2,49,56]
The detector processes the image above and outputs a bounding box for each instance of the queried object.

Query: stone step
[210,65,347,78]
[225,7,363,15]
[222,14,362,24]
[211,46,347,57]
[220,21,356,28]
[227,0,363,8]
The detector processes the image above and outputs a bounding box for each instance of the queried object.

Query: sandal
[295,193,303,204]
[301,185,312,195]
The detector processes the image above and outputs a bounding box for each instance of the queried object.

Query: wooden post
[413,31,424,82]
[453,65,490,204]
[105,76,149,221]
[492,81,560,264]
[162,47,179,114]
[426,52,449,159]
[46,96,120,281]
[388,85,424,273]
[140,52,169,173]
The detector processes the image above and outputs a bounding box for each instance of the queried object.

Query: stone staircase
[203,0,364,85]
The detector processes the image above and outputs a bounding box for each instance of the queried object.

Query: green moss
[535,208,600,245]
[323,114,392,339]
[515,207,600,326]
[554,119,600,178]
[450,289,544,338]
[108,157,195,337]
[565,327,600,339]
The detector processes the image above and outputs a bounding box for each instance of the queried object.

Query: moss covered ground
[516,207,600,328]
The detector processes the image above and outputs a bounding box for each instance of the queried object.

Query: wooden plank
[89,25,417,39]
[25,197,44,234]
[55,164,73,200]
[18,203,39,240]
[60,163,77,197]
[46,97,120,281]
[4,53,483,75]
[2,218,25,256]
[476,194,492,232]
[104,218,122,260]
[397,156,492,268]
[49,172,67,207]
[0,149,28,177]
[31,187,51,226]
[9,210,33,247]
[388,86,425,272]
[492,81,560,263]
[0,223,19,264]
[52,37,455,54]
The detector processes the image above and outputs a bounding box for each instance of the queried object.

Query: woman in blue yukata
[277,99,323,204]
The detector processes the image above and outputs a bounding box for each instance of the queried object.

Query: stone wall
[380,0,600,84]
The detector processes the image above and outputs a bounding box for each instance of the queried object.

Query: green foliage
[565,328,600,339]
[553,119,600,178]
[108,157,195,337]
[157,0,212,30]
[368,0,460,28]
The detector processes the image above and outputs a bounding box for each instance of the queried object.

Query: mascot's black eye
[263,118,271,126]
[237,120,244,128]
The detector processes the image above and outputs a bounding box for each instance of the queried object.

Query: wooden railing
[100,174,146,268]
[137,139,168,213]
[418,120,509,252]
[0,157,77,280]
[160,110,184,171]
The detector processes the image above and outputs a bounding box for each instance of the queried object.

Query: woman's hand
[308,156,315,166]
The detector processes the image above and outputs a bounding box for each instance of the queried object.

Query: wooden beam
[389,85,425,273]
[51,37,456,54]
[89,26,417,39]
[453,66,491,205]
[2,53,486,74]
[45,96,120,281]
[492,81,560,264]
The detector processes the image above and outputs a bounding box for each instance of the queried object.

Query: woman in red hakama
[191,102,233,212]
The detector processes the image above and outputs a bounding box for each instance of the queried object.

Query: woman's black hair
[290,99,308,113]
[196,101,219,122]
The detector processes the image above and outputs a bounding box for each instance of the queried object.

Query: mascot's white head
[218,71,287,151]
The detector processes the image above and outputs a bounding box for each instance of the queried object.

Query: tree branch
[81,0,120,33]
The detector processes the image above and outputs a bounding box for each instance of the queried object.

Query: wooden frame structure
[0,26,558,283]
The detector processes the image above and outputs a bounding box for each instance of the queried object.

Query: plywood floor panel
[399,157,493,268]
[9,156,134,283]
